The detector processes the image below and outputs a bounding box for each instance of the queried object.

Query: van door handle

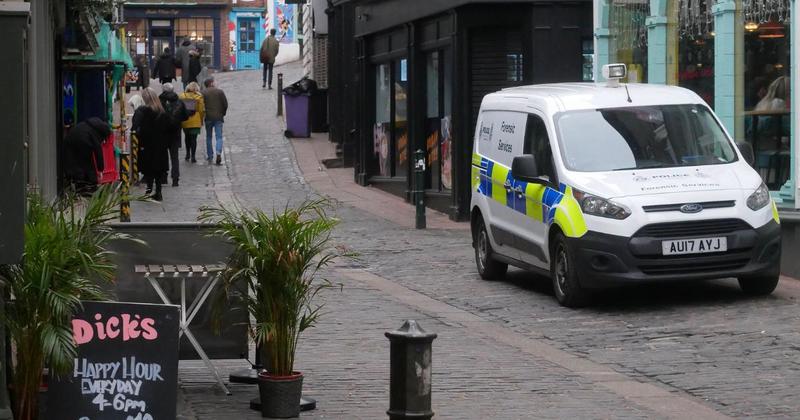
[513,186,524,196]
[503,181,513,191]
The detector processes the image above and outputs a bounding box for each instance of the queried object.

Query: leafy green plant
[0,185,134,420]
[201,199,348,376]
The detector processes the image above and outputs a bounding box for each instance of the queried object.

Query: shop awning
[63,18,134,69]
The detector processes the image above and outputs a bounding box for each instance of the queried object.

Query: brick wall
[220,8,230,71]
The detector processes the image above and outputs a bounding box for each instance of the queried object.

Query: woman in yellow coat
[179,82,206,163]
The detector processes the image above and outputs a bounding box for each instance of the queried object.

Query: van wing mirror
[737,142,755,167]
[512,155,548,185]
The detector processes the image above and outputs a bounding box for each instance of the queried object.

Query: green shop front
[594,0,800,275]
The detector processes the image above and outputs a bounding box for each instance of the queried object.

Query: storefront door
[149,20,174,69]
[237,18,260,69]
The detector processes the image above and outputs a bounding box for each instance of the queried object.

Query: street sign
[47,301,180,420]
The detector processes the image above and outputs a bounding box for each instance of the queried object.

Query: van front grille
[642,201,736,213]
[635,219,750,239]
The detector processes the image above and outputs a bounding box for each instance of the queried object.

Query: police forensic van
[470,64,782,307]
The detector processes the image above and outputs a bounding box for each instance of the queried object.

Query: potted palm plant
[0,185,132,420]
[201,199,346,418]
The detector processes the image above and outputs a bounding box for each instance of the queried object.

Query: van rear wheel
[738,275,779,296]
[474,218,507,280]
[551,233,590,308]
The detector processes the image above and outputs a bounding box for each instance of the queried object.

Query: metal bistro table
[134,263,231,395]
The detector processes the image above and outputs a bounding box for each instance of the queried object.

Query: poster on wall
[275,1,294,43]
[228,16,237,70]
[441,116,453,190]
[374,123,390,176]
[63,73,76,127]
[47,301,180,420]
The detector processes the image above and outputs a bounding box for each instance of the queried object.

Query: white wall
[266,0,300,66]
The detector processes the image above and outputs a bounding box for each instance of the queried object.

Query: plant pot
[258,371,303,418]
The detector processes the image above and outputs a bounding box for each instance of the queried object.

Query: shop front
[124,5,226,71]
[229,9,266,70]
[596,0,795,208]
[329,0,593,219]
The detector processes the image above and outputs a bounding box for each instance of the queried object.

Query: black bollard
[386,320,437,420]
[413,149,426,229]
[277,73,284,117]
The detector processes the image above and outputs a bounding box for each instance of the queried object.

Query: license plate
[662,237,727,256]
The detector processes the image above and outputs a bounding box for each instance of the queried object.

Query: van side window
[523,115,557,183]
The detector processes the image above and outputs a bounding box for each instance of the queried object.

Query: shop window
[582,38,594,82]
[507,53,523,82]
[176,18,215,68]
[374,63,391,176]
[394,59,409,178]
[372,59,413,180]
[426,52,441,190]
[670,0,715,107]
[743,16,791,191]
[424,50,454,192]
[126,20,147,62]
[609,0,649,82]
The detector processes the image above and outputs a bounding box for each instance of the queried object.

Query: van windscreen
[555,104,738,172]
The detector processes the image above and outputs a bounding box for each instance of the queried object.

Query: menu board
[48,301,180,420]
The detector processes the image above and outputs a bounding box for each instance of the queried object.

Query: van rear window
[555,105,737,172]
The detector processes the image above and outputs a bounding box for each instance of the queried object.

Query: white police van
[471,64,782,307]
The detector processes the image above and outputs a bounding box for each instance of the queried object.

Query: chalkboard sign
[48,301,180,420]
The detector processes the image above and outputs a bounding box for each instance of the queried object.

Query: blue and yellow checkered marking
[472,154,587,238]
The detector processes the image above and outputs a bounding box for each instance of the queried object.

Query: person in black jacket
[187,49,202,85]
[133,87,171,201]
[63,117,111,194]
[159,83,189,187]
[153,47,176,85]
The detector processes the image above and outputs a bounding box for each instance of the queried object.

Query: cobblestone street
[134,63,800,419]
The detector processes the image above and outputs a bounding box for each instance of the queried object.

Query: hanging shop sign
[47,301,180,420]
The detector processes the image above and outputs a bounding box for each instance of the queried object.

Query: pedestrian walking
[202,77,228,165]
[179,82,205,163]
[175,40,195,90]
[133,87,171,201]
[153,47,176,85]
[260,29,280,89]
[196,48,211,92]
[187,50,202,85]
[159,83,189,187]
[63,117,111,194]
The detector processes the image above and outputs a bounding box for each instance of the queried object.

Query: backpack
[164,99,188,129]
[181,98,197,116]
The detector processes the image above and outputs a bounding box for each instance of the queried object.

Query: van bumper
[567,220,782,289]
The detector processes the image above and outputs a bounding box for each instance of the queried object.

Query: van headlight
[746,183,770,211]
[573,189,631,220]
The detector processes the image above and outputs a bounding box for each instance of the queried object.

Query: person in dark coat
[132,87,171,201]
[175,40,195,89]
[159,83,189,187]
[63,117,111,194]
[153,47,176,85]
[186,49,202,85]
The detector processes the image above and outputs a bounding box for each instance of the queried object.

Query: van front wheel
[551,233,590,307]
[738,275,779,296]
[474,219,507,280]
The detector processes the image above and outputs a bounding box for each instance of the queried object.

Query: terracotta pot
[258,371,303,418]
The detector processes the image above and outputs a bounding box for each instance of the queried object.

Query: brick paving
[131,63,800,419]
